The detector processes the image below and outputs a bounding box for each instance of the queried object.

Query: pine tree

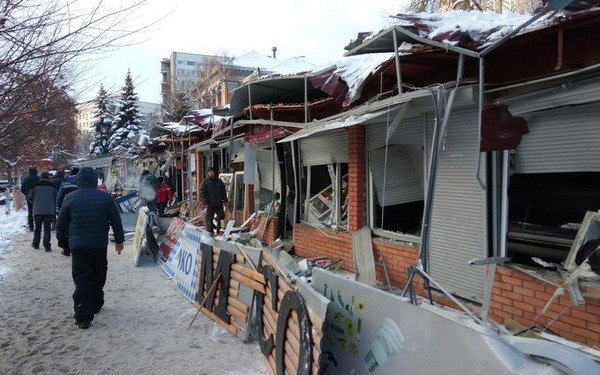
[108,70,143,154]
[88,84,113,157]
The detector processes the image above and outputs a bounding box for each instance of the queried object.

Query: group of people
[18,164,228,330]
[21,166,125,329]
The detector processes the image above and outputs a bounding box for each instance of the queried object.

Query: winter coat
[28,179,57,215]
[157,183,173,204]
[56,175,79,209]
[200,177,228,207]
[21,168,39,197]
[57,167,124,250]
[138,174,158,203]
[51,171,65,191]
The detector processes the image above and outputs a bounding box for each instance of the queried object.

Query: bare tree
[0,0,150,170]
[193,53,234,109]
[406,0,536,13]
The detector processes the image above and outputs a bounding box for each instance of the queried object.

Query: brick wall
[245,184,255,218]
[255,216,278,245]
[348,125,366,231]
[490,266,600,348]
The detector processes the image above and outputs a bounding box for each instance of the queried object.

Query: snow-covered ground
[0,207,27,277]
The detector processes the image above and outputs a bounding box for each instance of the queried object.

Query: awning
[344,25,479,58]
[229,75,324,115]
[278,89,427,143]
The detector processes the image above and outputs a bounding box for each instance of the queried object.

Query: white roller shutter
[514,102,600,174]
[427,108,486,302]
[257,149,280,191]
[300,132,348,166]
[369,145,424,206]
[367,115,423,150]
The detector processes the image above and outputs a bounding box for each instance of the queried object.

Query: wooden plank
[227,304,247,323]
[194,304,237,336]
[284,353,298,374]
[266,355,276,375]
[227,295,249,313]
[231,270,266,293]
[352,226,377,286]
[284,340,300,367]
[308,308,325,331]
[232,263,266,284]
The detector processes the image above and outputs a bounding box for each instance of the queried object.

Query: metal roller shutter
[300,132,348,166]
[369,145,424,206]
[257,149,280,191]
[514,102,600,174]
[367,115,424,150]
[427,108,486,302]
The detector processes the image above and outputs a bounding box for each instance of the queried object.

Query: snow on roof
[392,10,552,48]
[316,53,394,104]
[270,57,315,75]
[232,51,279,70]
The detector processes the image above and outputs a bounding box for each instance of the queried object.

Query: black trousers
[71,247,108,323]
[33,214,53,249]
[206,206,224,234]
[26,201,34,230]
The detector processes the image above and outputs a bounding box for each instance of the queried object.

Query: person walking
[29,171,57,251]
[56,167,79,210]
[21,167,40,231]
[50,170,65,231]
[56,167,80,256]
[156,177,173,216]
[56,167,125,329]
[200,167,228,236]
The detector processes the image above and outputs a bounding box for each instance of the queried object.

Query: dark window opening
[373,199,424,234]
[508,172,600,265]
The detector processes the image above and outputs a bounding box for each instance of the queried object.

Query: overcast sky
[75,0,405,104]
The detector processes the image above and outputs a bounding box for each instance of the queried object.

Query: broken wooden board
[259,252,330,375]
[131,207,148,266]
[352,226,377,286]
[192,236,263,341]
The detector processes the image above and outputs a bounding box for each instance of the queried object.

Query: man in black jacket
[57,167,125,329]
[200,167,228,235]
[29,171,57,251]
[21,167,39,231]
[50,170,65,232]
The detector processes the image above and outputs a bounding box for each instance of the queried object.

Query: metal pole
[304,77,308,123]
[476,57,486,189]
[248,84,253,120]
[392,29,402,94]
[291,142,298,224]
[305,166,311,221]
[271,109,276,209]
[500,150,509,257]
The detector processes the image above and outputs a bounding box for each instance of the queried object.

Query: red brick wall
[255,216,278,245]
[245,184,255,218]
[490,266,600,347]
[348,125,366,232]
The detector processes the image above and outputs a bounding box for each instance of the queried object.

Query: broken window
[299,132,349,229]
[366,115,425,236]
[507,172,600,265]
[504,102,600,267]
[304,164,348,228]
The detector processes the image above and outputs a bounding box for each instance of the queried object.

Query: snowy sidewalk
[0,209,265,374]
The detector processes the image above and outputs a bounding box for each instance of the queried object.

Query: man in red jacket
[156,177,173,216]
